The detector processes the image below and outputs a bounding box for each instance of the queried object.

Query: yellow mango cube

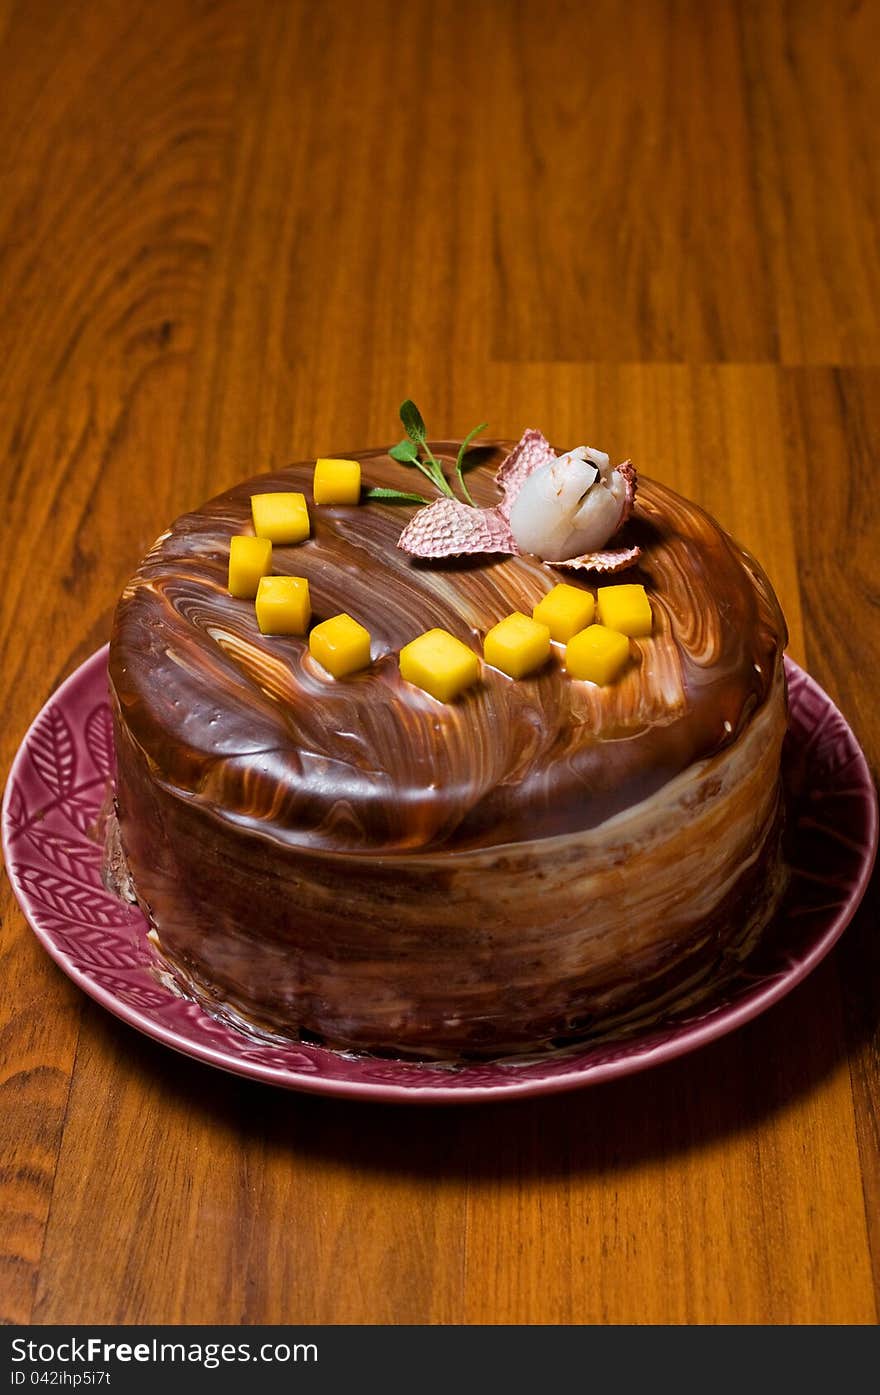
[484,612,551,679]
[399,628,480,703]
[251,492,311,544]
[532,582,595,642]
[313,457,362,506]
[255,575,311,635]
[309,613,372,678]
[565,624,631,685]
[597,583,653,637]
[228,535,272,598]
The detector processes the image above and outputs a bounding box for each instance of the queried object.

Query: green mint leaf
[389,399,455,500]
[400,399,427,446]
[412,455,455,498]
[389,439,419,464]
[363,486,429,504]
[454,421,488,506]
[455,422,488,473]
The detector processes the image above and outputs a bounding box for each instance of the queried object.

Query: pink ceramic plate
[2,649,877,1103]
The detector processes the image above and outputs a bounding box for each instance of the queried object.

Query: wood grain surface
[1,0,878,1326]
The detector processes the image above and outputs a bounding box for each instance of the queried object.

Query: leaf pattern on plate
[24,824,102,881]
[46,926,141,971]
[29,705,77,797]
[85,704,114,778]
[86,970,174,1010]
[15,866,136,930]
[2,646,876,1101]
[5,780,26,831]
[60,785,105,836]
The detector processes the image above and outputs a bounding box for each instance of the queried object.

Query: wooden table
[2,0,878,1326]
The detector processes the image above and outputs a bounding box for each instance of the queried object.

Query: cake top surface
[109,442,786,854]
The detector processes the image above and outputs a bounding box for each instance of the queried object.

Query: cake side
[109,654,787,1057]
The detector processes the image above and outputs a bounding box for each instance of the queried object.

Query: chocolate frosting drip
[109,444,786,853]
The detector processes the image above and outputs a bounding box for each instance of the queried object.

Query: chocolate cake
[107,437,788,1058]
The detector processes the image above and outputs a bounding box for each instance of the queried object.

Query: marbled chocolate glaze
[109,444,786,854]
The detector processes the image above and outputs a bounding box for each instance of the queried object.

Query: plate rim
[3,646,877,1104]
